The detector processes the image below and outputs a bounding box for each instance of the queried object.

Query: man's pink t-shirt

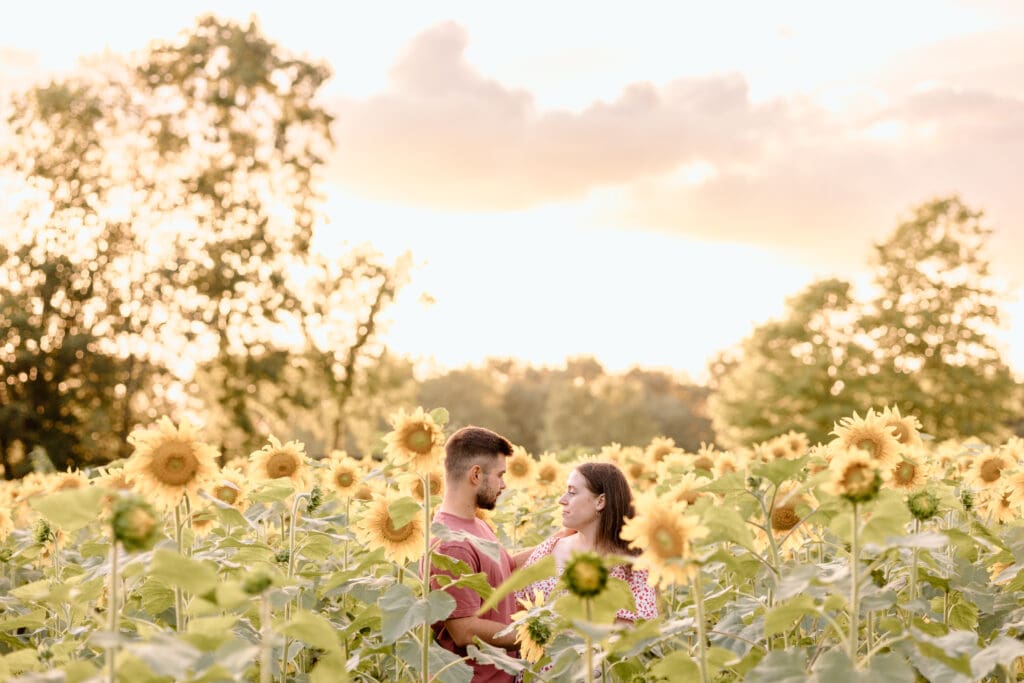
[431,511,517,683]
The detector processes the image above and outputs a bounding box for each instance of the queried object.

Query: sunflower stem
[173,503,185,632]
[283,493,308,680]
[693,568,710,683]
[584,599,594,683]
[422,472,432,683]
[107,541,119,683]
[260,589,273,683]
[849,501,860,664]
[909,519,920,605]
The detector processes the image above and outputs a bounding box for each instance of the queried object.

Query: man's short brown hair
[444,426,513,478]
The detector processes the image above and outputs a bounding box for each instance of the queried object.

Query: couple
[430,426,657,682]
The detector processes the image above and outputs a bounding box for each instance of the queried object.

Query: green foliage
[0,15,409,471]
[709,197,1023,447]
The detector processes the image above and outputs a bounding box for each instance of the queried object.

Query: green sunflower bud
[33,518,54,545]
[960,489,974,512]
[112,496,161,552]
[243,571,274,596]
[308,486,324,514]
[563,552,608,598]
[908,490,940,522]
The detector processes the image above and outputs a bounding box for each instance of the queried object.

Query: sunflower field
[2,404,1024,682]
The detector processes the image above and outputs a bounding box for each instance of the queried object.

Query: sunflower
[690,443,718,472]
[511,591,553,664]
[830,410,901,469]
[1004,437,1024,464]
[713,449,746,479]
[624,455,655,491]
[663,472,711,508]
[888,449,930,491]
[966,448,1013,491]
[208,466,250,512]
[383,407,446,472]
[124,417,220,510]
[249,436,310,490]
[822,448,884,503]
[504,445,536,488]
[322,455,366,500]
[533,453,565,498]
[783,430,811,458]
[355,492,425,565]
[111,495,161,551]
[351,479,387,504]
[645,437,679,464]
[0,506,13,542]
[768,483,816,557]
[759,435,796,462]
[620,492,709,589]
[880,406,924,448]
[48,470,91,493]
[980,485,1019,524]
[907,489,940,522]
[398,467,445,504]
[596,443,626,465]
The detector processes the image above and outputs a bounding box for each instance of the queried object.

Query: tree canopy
[708,196,1023,448]
[0,16,406,475]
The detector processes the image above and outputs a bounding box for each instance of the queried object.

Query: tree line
[2,16,1021,477]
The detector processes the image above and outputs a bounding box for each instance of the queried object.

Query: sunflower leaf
[148,549,219,595]
[751,455,809,487]
[387,496,422,530]
[476,556,556,616]
[282,609,343,655]
[28,486,105,532]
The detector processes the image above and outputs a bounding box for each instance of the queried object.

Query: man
[431,425,523,683]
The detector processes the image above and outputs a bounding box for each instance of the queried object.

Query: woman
[514,461,657,623]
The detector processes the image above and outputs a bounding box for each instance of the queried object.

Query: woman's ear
[595,494,606,511]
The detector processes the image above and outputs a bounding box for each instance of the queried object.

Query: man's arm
[444,615,517,649]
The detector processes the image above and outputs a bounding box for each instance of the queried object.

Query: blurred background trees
[708,196,1023,448]
[0,16,407,476]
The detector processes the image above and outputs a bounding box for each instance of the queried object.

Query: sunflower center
[355,485,374,501]
[428,477,442,496]
[404,427,434,454]
[382,517,416,543]
[890,423,910,444]
[214,485,238,504]
[151,442,199,486]
[335,470,355,488]
[538,466,557,484]
[894,462,916,484]
[980,458,1004,483]
[652,524,683,557]
[266,452,298,478]
[693,456,714,470]
[678,489,700,505]
[771,446,788,460]
[771,505,800,532]
[842,464,873,494]
[510,459,530,476]
[856,439,878,456]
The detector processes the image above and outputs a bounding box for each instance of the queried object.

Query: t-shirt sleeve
[431,541,484,619]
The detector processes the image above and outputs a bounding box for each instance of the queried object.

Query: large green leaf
[379,583,456,645]
[282,609,342,654]
[28,486,105,532]
[764,594,818,637]
[148,549,219,595]
[476,555,555,615]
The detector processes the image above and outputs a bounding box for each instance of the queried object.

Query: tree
[708,278,869,448]
[860,196,1021,440]
[1,16,406,472]
[708,196,1022,449]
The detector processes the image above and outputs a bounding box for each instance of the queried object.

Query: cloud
[327,22,1024,275]
[328,22,786,209]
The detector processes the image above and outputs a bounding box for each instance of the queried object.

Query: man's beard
[476,485,499,510]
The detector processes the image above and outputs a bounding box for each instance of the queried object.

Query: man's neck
[438,494,477,520]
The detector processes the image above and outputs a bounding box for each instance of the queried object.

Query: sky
[2,1,1024,381]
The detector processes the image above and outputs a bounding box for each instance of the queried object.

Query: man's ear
[468,464,482,485]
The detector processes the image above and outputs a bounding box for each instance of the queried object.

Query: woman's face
[558,469,604,531]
